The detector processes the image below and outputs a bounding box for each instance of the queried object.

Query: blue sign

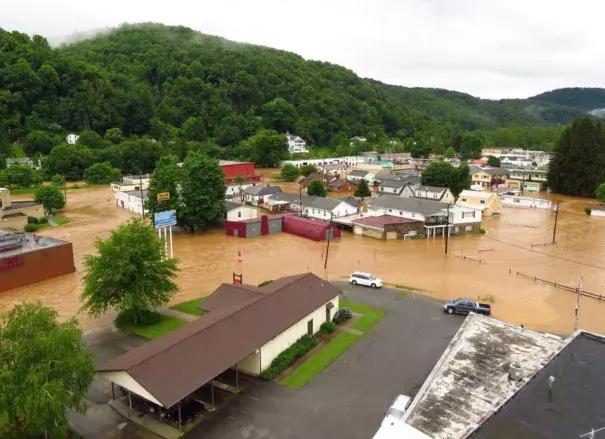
[154,210,177,229]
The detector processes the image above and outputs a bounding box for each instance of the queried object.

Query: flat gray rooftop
[404,313,565,439]
[0,230,67,258]
[472,332,605,438]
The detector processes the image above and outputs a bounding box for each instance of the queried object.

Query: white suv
[349,272,383,288]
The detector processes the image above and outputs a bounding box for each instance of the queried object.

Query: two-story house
[506,169,547,193]
[66,133,80,144]
[414,186,455,204]
[243,185,282,204]
[285,132,309,154]
[455,190,501,217]
[469,167,509,189]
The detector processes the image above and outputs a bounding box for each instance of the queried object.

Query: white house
[285,132,309,154]
[378,180,414,197]
[97,273,340,411]
[266,192,359,219]
[318,163,347,174]
[348,170,375,182]
[444,205,483,233]
[225,201,259,221]
[367,196,447,222]
[414,186,455,204]
[6,157,41,170]
[114,190,148,215]
[111,174,150,192]
[225,182,255,200]
[66,133,79,144]
[279,156,364,168]
[243,185,282,204]
[350,136,367,145]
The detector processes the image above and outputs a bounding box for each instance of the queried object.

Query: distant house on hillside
[285,132,309,154]
[66,133,79,145]
[350,136,367,145]
[6,157,41,170]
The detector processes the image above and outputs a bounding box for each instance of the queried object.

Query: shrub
[115,309,161,326]
[24,223,39,232]
[245,201,253,206]
[478,228,486,234]
[258,280,274,287]
[27,216,39,224]
[38,216,48,224]
[320,321,336,334]
[260,334,318,380]
[585,207,592,215]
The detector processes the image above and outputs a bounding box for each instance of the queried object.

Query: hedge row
[259,321,338,381]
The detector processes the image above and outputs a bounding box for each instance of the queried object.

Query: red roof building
[282,215,341,242]
[219,160,262,184]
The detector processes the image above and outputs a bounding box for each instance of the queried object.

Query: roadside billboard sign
[154,210,177,229]
[157,192,170,202]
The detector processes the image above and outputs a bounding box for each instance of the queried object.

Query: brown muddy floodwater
[2,181,605,336]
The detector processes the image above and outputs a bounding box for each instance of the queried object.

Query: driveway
[186,284,464,439]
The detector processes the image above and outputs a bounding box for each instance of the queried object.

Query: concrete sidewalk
[157,307,199,322]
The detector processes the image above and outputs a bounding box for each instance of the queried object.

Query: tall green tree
[307,179,327,197]
[444,147,456,158]
[548,116,605,197]
[596,183,605,202]
[421,162,454,187]
[247,130,288,167]
[104,127,123,144]
[81,219,179,322]
[24,130,54,155]
[487,156,501,167]
[84,162,122,184]
[279,163,300,181]
[300,164,319,176]
[450,162,471,198]
[178,151,226,231]
[6,163,42,188]
[145,155,180,215]
[34,185,66,215]
[459,133,483,160]
[354,179,371,202]
[0,302,94,439]
[44,144,94,180]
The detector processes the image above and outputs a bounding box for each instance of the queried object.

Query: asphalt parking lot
[186,283,465,439]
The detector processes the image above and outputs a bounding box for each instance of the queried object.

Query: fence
[452,251,483,265]
[515,271,604,302]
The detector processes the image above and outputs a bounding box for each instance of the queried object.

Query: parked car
[349,271,383,288]
[443,298,491,316]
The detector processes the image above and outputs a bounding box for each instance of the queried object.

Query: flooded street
[2,182,605,336]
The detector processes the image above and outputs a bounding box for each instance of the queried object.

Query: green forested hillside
[531,88,605,112]
[0,23,585,161]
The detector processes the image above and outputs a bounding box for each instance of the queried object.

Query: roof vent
[509,362,523,381]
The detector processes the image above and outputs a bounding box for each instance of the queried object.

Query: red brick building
[0,231,76,293]
[219,160,262,184]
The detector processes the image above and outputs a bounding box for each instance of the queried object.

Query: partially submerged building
[0,229,76,292]
[0,188,43,231]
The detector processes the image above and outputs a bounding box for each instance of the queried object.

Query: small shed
[226,215,282,238]
[282,215,341,242]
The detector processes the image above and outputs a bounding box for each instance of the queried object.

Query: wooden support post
[111,382,115,400]
[128,391,132,411]
[236,362,239,390]
[178,403,182,429]
[211,382,215,407]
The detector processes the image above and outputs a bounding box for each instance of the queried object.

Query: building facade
[114,190,148,215]
[285,132,309,154]
[456,190,501,217]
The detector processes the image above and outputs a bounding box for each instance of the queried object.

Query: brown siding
[0,243,76,293]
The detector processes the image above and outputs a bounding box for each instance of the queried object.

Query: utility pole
[521,170,525,196]
[299,182,303,214]
[574,274,583,332]
[63,175,67,202]
[552,200,560,244]
[324,212,334,269]
[139,171,145,220]
[445,203,450,255]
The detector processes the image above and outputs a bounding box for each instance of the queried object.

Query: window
[307,319,314,336]
[399,211,403,215]
[462,198,467,202]
[480,200,486,204]
[238,211,242,218]
[389,209,392,213]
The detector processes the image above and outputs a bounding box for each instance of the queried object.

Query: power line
[481,235,605,272]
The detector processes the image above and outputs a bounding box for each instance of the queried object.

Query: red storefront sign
[0,256,24,271]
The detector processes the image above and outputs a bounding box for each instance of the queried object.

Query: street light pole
[324,212,334,269]
[552,200,560,244]
[299,183,302,214]
[445,203,450,255]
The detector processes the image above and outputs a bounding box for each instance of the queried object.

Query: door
[459,302,474,314]
[326,307,331,323]
[233,228,239,237]
[307,319,314,336]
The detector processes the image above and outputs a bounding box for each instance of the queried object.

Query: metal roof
[122,190,148,199]
[368,196,448,216]
[352,215,420,227]
[99,273,340,408]
[244,185,282,196]
[404,313,565,439]
[348,170,370,177]
[381,180,408,189]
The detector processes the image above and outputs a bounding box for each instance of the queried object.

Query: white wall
[260,296,339,370]
[99,371,163,406]
[349,172,375,182]
[399,186,415,198]
[368,205,427,222]
[592,209,605,217]
[226,183,254,198]
[237,350,261,375]
[306,201,358,220]
[379,186,401,195]
[114,192,146,215]
[227,206,259,221]
[446,206,482,225]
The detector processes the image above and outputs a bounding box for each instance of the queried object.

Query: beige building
[111,175,150,192]
[455,190,501,217]
[0,188,43,231]
[414,186,455,204]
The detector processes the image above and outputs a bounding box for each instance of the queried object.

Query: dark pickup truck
[443,298,491,316]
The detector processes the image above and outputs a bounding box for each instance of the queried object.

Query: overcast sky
[1,0,602,99]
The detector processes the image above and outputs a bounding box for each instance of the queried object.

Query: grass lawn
[281,332,360,389]
[340,299,386,332]
[10,143,26,158]
[117,315,187,339]
[170,297,207,316]
[53,216,71,226]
